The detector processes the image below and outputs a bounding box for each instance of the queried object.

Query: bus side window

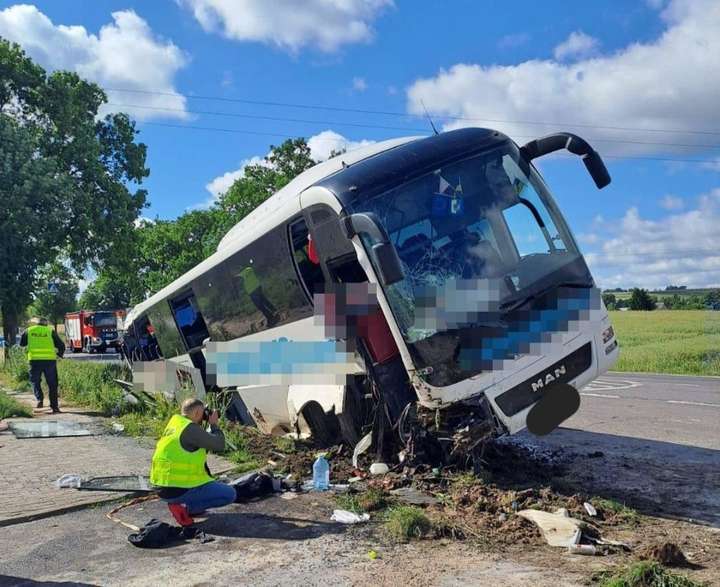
[169,291,210,351]
[289,218,325,299]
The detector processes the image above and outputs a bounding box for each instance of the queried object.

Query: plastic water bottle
[313,454,330,491]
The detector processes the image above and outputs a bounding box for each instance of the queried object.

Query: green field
[609,310,720,376]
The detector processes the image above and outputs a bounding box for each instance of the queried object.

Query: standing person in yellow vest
[19,317,65,412]
[150,398,235,525]
[239,261,279,327]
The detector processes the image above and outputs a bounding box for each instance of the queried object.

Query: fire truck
[64,310,126,353]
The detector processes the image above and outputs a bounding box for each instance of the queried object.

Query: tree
[629,288,657,311]
[81,137,318,304]
[703,289,720,308]
[0,39,148,352]
[602,293,617,309]
[30,264,79,331]
[208,138,317,251]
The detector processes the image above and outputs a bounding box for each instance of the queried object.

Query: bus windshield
[347,143,594,386]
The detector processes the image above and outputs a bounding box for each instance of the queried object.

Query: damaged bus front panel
[122,128,618,459]
[317,128,618,446]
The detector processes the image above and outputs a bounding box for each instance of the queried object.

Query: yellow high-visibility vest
[26,325,57,361]
[150,414,214,488]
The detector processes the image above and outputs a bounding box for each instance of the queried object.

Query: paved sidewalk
[0,390,232,526]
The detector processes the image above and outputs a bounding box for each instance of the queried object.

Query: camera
[202,406,212,421]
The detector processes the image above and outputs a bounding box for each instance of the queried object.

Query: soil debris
[640,542,691,567]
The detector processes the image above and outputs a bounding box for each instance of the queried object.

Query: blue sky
[1,0,718,289]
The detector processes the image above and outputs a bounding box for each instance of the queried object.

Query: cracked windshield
[354,145,591,384]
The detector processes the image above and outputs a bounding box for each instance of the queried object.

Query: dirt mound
[640,542,689,567]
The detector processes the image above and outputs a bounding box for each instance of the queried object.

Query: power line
[106,87,720,137]
[110,102,720,150]
[139,121,720,165]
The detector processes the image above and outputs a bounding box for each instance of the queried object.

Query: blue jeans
[164,481,235,515]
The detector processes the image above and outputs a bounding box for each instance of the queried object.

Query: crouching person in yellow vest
[150,398,235,525]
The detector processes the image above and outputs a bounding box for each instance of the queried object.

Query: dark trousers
[29,360,59,410]
[249,288,278,326]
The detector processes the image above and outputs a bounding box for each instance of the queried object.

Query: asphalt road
[572,371,720,450]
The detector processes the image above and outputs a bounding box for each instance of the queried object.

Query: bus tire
[301,401,341,446]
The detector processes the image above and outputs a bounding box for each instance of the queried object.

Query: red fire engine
[64,310,126,353]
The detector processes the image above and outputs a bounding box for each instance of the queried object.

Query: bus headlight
[602,326,615,344]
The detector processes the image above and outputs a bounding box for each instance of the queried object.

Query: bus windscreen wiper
[500,281,594,314]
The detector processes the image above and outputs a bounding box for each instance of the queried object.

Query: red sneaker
[167,503,194,526]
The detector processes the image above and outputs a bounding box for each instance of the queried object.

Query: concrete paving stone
[0,392,232,526]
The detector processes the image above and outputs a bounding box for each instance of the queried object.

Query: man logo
[531,365,567,392]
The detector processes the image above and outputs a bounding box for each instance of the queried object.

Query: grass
[593,561,703,587]
[0,389,31,419]
[222,424,262,473]
[117,394,178,439]
[591,498,640,526]
[384,505,432,542]
[609,310,720,376]
[336,488,389,514]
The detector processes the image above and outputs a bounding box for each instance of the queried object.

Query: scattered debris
[78,475,152,493]
[390,487,438,506]
[111,422,125,433]
[367,550,378,560]
[584,501,598,517]
[331,509,370,524]
[301,480,350,493]
[55,474,82,489]
[352,432,372,468]
[9,421,94,438]
[370,463,389,475]
[517,509,584,547]
[567,544,597,556]
[230,471,276,501]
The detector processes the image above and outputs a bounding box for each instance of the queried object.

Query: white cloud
[0,5,188,121]
[201,130,375,207]
[659,194,684,210]
[406,0,720,158]
[585,188,720,289]
[180,0,392,52]
[352,76,368,92]
[205,156,266,200]
[306,130,375,162]
[133,216,156,228]
[553,31,600,61]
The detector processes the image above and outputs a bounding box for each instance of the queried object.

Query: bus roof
[125,136,420,326]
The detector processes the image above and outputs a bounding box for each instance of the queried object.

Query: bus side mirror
[341,213,405,286]
[520,132,611,189]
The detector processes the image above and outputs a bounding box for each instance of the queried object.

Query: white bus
[122,128,619,459]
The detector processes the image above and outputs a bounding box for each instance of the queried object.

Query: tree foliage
[83,138,318,304]
[0,38,148,347]
[29,263,79,331]
[629,288,657,311]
